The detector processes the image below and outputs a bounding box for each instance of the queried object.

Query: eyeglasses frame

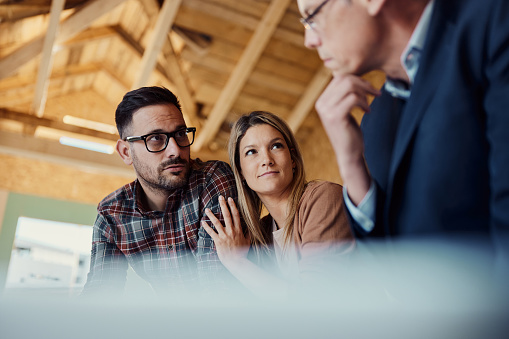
[299,0,332,30]
[124,127,197,153]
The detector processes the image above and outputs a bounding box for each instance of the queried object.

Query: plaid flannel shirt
[81,160,238,295]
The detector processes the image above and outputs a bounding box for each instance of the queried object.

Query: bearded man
[82,86,239,296]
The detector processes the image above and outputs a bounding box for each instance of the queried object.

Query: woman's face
[238,124,295,201]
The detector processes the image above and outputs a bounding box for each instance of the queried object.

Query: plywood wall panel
[92,69,128,106]
[43,89,117,125]
[181,44,314,84]
[264,39,320,70]
[120,0,150,42]
[175,5,254,46]
[297,112,342,184]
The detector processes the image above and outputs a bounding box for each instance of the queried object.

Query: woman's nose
[260,150,274,166]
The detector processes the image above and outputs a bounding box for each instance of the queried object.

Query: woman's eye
[245,149,256,156]
[272,142,284,150]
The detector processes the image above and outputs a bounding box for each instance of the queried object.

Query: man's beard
[133,153,191,194]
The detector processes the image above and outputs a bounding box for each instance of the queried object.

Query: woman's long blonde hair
[228,111,307,254]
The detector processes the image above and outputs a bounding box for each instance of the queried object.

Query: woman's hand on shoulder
[202,196,251,268]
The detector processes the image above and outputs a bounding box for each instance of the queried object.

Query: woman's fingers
[206,196,246,242]
[227,197,243,233]
[204,207,226,236]
[218,195,234,232]
[203,197,251,265]
[202,221,219,242]
[204,195,236,236]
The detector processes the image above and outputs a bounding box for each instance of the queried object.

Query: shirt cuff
[343,181,376,233]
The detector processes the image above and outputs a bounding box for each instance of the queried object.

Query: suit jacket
[355,0,509,258]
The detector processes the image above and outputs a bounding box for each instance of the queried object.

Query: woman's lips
[259,171,278,177]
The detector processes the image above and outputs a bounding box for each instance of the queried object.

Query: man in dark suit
[297,0,509,274]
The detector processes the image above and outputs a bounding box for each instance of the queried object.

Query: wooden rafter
[194,0,292,151]
[0,107,118,141]
[0,130,134,178]
[172,27,210,56]
[0,0,128,79]
[54,0,127,44]
[65,24,169,79]
[39,23,194,106]
[31,0,65,117]
[0,0,88,21]
[134,0,198,128]
[162,37,198,128]
[0,107,229,162]
[131,0,182,89]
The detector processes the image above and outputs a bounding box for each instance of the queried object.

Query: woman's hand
[203,196,287,299]
[202,195,251,268]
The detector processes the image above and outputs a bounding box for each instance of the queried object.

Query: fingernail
[228,197,233,202]
[205,208,210,213]
[219,195,224,201]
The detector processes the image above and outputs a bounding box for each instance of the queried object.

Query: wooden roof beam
[0,107,229,163]
[40,24,170,84]
[172,27,210,56]
[194,0,292,151]
[0,107,118,141]
[133,0,198,128]
[0,6,47,22]
[31,0,65,118]
[161,37,198,129]
[0,0,90,21]
[131,0,182,89]
[0,130,134,178]
[0,0,128,79]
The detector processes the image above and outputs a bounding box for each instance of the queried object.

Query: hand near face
[202,196,251,268]
[316,74,380,205]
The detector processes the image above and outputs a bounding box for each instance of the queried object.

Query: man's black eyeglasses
[300,0,332,30]
[124,127,196,153]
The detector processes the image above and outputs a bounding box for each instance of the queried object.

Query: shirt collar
[385,0,435,99]
[132,179,155,216]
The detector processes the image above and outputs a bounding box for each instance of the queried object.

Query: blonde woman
[203,111,354,298]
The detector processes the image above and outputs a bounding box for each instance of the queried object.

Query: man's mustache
[159,157,188,171]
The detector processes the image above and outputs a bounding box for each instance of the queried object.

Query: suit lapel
[386,2,455,198]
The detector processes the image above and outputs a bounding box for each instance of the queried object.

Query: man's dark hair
[115,86,182,139]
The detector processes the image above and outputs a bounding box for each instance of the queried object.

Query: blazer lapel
[386,3,455,199]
